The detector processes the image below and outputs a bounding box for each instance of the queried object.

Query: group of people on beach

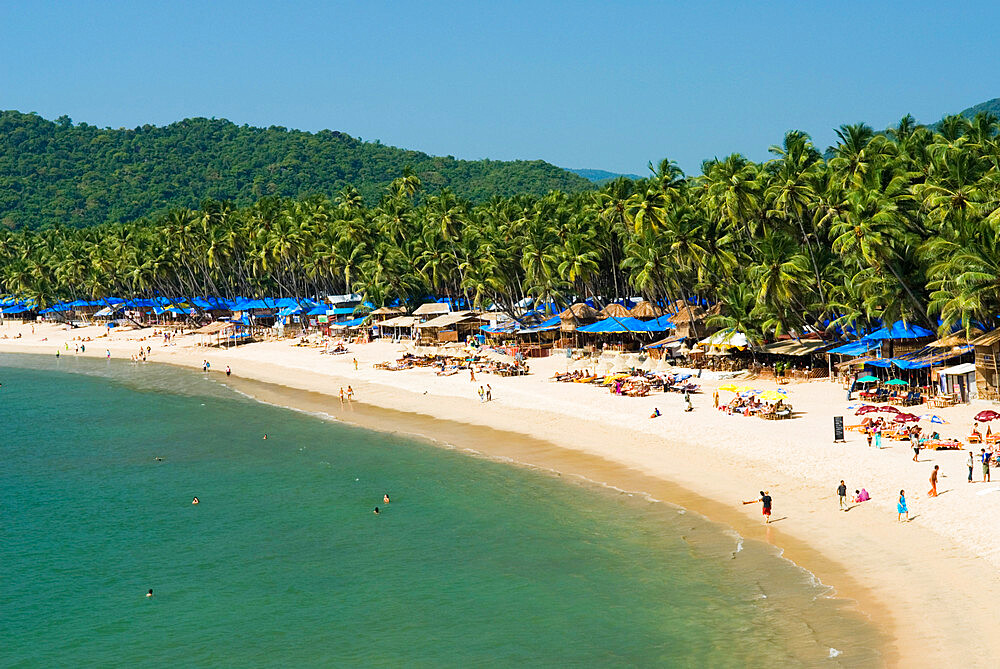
[477,384,492,403]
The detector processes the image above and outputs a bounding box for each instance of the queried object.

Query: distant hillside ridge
[567,168,644,184]
[956,97,1000,119]
[0,111,593,229]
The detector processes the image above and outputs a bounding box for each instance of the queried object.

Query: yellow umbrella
[734,385,758,392]
[718,383,739,392]
[757,390,786,402]
[602,374,628,386]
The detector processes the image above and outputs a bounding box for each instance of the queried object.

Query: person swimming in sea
[192,497,199,505]
[383,493,390,504]
[373,506,380,515]
[146,589,153,598]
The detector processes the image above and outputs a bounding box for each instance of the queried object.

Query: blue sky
[2,1,998,175]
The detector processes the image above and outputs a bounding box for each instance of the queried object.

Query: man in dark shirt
[838,480,848,510]
[743,491,772,523]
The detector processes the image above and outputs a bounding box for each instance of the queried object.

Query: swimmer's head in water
[192,497,199,504]
[374,507,379,514]
[147,589,153,597]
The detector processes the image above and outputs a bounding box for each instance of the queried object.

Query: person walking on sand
[866,431,873,448]
[339,387,345,404]
[486,384,492,402]
[837,480,848,510]
[897,490,908,521]
[982,449,991,482]
[742,491,772,523]
[874,423,882,449]
[470,368,476,382]
[347,386,354,401]
[928,465,939,497]
[106,349,111,359]
[353,357,358,371]
[713,389,719,409]
[968,451,975,483]
[478,386,485,403]
[226,365,231,377]
[912,440,920,462]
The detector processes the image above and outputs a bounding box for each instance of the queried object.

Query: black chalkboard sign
[833,416,845,442]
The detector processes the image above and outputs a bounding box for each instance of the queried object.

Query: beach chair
[968,433,983,444]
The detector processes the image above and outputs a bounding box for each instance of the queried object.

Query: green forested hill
[0,111,592,228]
[957,97,1000,119]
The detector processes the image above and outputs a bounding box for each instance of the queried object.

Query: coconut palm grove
[2,111,999,340]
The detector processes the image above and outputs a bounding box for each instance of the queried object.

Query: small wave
[732,538,744,557]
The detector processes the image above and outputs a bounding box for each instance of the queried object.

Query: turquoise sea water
[1,355,882,666]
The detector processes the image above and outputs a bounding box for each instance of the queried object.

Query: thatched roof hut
[629,301,663,318]
[666,300,713,339]
[559,303,599,332]
[600,303,631,318]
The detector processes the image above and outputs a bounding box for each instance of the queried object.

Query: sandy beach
[5,321,1000,666]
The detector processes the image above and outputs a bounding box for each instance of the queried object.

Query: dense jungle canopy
[0,111,591,229]
[3,111,1000,342]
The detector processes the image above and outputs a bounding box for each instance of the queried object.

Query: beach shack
[415,311,488,345]
[559,303,600,347]
[378,315,420,341]
[938,362,977,403]
[413,302,451,321]
[370,306,406,323]
[972,328,1000,401]
[628,301,664,319]
[666,302,709,340]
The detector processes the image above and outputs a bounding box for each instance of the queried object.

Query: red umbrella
[879,406,901,414]
[893,413,920,424]
[975,410,1000,422]
[855,405,878,415]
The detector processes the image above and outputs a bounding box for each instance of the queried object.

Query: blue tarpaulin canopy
[863,321,934,340]
[827,340,881,356]
[578,317,651,333]
[641,315,675,332]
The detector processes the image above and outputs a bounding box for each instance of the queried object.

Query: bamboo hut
[559,303,600,332]
[667,303,707,339]
[972,328,1000,401]
[415,311,488,344]
[629,301,663,319]
[370,306,406,323]
[600,303,631,318]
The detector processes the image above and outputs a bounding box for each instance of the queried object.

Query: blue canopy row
[577,316,674,334]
